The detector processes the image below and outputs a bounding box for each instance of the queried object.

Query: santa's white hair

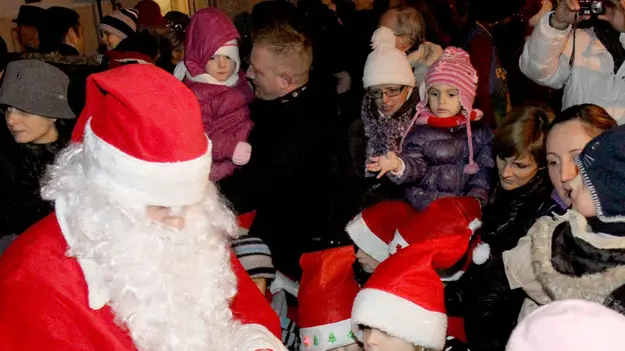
[42,143,241,351]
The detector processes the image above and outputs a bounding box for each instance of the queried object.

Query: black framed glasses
[369,86,405,99]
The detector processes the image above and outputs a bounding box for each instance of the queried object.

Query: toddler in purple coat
[367,47,495,210]
[174,8,254,181]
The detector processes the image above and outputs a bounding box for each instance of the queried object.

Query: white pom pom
[472,243,490,265]
[371,26,396,50]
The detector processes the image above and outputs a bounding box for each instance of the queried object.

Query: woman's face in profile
[546,120,594,207]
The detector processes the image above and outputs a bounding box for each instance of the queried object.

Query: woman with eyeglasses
[348,26,419,209]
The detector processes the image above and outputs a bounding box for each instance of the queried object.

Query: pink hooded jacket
[183,8,254,181]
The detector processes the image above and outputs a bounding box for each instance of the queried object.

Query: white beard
[42,144,241,351]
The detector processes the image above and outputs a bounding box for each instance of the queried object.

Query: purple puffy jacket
[183,8,254,181]
[391,121,495,211]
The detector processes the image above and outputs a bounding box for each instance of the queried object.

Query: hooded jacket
[504,211,625,320]
[182,8,255,181]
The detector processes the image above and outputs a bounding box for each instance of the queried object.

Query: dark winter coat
[0,126,70,238]
[390,121,495,211]
[218,85,356,279]
[182,8,255,181]
[459,172,563,351]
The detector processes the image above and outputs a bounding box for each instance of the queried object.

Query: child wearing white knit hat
[366,46,495,212]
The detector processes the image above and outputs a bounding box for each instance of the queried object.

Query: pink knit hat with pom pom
[415,47,483,174]
[417,47,480,118]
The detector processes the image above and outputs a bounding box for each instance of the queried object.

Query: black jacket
[0,126,70,237]
[219,84,357,279]
[459,171,563,351]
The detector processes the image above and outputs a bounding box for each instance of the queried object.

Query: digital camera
[579,0,606,16]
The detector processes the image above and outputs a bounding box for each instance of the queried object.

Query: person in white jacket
[520,0,625,124]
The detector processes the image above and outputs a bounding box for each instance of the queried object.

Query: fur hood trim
[531,210,625,304]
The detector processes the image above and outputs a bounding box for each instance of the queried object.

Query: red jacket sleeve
[0,281,136,351]
[230,253,282,339]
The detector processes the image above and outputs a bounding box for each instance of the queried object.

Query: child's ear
[279,73,293,89]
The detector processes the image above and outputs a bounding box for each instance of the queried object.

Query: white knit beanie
[363,27,415,89]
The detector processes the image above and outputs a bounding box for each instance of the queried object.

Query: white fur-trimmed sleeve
[234,323,287,351]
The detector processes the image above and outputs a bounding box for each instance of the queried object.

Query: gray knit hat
[99,8,139,40]
[0,60,75,120]
[232,236,276,281]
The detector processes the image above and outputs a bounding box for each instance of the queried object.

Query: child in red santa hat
[347,197,488,279]
[348,196,487,344]
[298,246,361,351]
[174,8,254,181]
[351,205,478,351]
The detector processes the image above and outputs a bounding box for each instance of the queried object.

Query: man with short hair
[39,6,84,55]
[379,6,442,85]
[220,25,353,279]
[11,5,44,53]
[0,64,285,351]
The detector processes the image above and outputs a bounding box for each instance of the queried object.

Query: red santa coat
[0,214,283,350]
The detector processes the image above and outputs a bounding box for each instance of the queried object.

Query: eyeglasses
[369,86,405,99]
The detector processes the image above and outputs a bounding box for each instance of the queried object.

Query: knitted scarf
[362,90,419,170]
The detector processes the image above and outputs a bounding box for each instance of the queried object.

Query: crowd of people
[1,0,625,350]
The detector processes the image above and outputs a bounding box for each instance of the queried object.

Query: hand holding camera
[551,0,589,30]
[551,0,625,31]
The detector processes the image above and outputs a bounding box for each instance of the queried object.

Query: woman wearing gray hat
[0,59,75,252]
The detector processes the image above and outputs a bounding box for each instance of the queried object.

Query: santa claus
[0,64,285,351]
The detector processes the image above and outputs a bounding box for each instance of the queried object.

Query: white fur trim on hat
[301,319,357,351]
[346,214,390,262]
[82,120,212,207]
[363,27,415,89]
[351,288,447,350]
[388,230,409,256]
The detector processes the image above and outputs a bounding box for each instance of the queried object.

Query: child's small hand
[366,160,380,172]
[356,249,380,273]
[372,152,401,179]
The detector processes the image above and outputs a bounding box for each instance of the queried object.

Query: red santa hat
[345,200,417,262]
[237,211,257,235]
[388,197,488,281]
[70,64,212,207]
[299,246,360,351]
[352,232,472,351]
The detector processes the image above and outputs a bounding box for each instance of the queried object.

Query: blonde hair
[254,25,313,84]
[386,6,426,48]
